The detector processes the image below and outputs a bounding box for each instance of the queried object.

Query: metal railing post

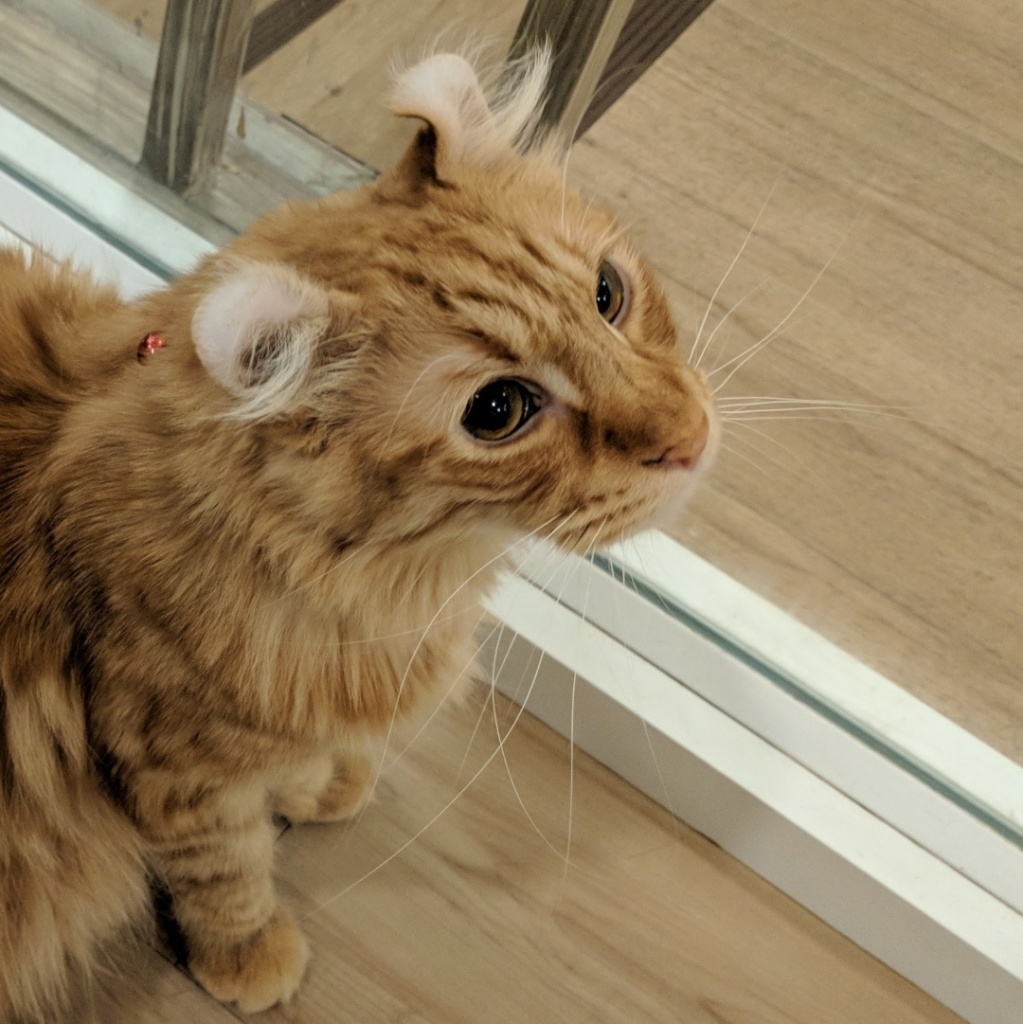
[508,0,636,144]
[140,0,256,193]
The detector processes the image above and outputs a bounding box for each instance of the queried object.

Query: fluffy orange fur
[0,53,716,1019]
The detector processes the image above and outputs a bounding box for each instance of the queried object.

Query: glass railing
[2,0,1019,859]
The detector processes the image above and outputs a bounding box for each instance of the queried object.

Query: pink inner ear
[192,264,327,393]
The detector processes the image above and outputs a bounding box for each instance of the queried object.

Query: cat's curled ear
[192,261,359,421]
[384,49,551,189]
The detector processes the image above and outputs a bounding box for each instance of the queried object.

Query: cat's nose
[644,412,709,470]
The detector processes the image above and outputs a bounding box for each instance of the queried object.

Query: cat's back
[0,248,127,540]
[0,245,139,691]
[0,247,150,1022]
[0,247,119,424]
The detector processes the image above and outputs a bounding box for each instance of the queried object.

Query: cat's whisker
[336,567,550,861]
[457,627,506,782]
[279,489,479,606]
[279,534,370,601]
[711,218,857,393]
[383,613,501,773]
[456,514,592,858]
[276,608,477,649]
[725,418,803,454]
[456,518,573,782]
[721,409,899,423]
[718,397,902,415]
[372,511,579,794]
[722,422,820,479]
[478,528,591,864]
[689,177,779,368]
[599,537,686,846]
[372,349,467,474]
[304,605,552,916]
[488,680,565,860]
[722,441,777,476]
[562,525,607,875]
[707,316,804,392]
[595,221,632,254]
[387,523,572,773]
[723,410,905,423]
[695,277,772,372]
[529,528,601,868]
[462,579,551,782]
[718,394,894,406]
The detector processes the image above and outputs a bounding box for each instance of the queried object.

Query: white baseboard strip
[0,105,211,285]
[606,531,1023,841]
[523,547,1023,918]
[486,572,1023,1024]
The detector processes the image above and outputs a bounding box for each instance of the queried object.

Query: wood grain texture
[580,0,715,134]
[51,688,967,1023]
[563,0,1023,761]
[243,0,345,74]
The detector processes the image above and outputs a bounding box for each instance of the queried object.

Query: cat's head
[188,51,717,556]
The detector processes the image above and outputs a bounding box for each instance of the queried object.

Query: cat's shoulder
[0,245,130,396]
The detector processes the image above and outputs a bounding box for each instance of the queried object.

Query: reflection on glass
[237,0,530,172]
[0,0,167,162]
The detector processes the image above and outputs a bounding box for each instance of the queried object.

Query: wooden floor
[17,0,1016,1019]
[68,687,959,1024]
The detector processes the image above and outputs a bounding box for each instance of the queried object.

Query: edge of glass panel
[0,107,213,283]
[486,572,1023,1024]
[597,531,1023,845]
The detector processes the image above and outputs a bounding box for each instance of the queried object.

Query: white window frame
[3,106,1021,1024]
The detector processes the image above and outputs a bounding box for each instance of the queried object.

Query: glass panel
[579,2,1023,811]
[92,0,168,40]
[238,0,530,171]
[0,0,166,163]
[2,0,1018,845]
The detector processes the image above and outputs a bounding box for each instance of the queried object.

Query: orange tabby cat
[0,52,716,1019]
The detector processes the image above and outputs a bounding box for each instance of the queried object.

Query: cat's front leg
[141,775,308,1012]
[270,747,376,825]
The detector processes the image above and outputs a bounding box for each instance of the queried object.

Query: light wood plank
[55,692,964,1023]
[562,0,1023,760]
[64,944,238,1024]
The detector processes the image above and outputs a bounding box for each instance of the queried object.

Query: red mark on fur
[137,333,167,362]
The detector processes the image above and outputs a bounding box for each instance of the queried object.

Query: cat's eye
[596,258,630,327]
[462,379,539,442]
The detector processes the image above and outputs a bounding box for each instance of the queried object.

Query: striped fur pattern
[0,52,716,1019]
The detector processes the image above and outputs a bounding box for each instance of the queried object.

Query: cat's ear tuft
[192,262,332,420]
[386,49,551,186]
[389,54,490,182]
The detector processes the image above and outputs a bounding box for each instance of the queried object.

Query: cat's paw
[274,753,375,825]
[189,908,309,1013]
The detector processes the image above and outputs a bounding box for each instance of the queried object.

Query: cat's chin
[547,511,655,555]
[632,428,721,540]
